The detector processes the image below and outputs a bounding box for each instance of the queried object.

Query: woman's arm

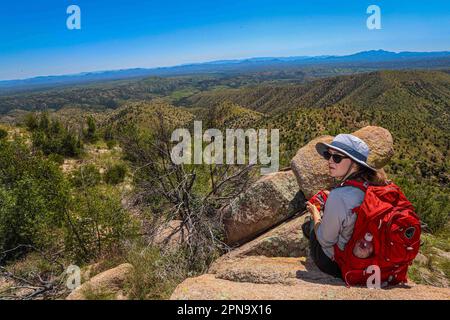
[314,191,346,249]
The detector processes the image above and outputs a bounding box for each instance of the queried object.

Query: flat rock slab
[171,256,450,300]
[211,256,341,286]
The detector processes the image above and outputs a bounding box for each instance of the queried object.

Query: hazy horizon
[2,48,449,82]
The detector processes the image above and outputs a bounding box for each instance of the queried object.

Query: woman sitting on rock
[302,134,387,278]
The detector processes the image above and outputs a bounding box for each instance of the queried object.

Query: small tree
[24,113,39,131]
[38,112,50,131]
[103,125,118,149]
[61,131,83,157]
[27,113,82,158]
[120,114,257,272]
[83,116,99,143]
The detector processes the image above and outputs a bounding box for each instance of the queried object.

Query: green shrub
[83,116,99,143]
[0,139,69,259]
[48,153,65,165]
[27,113,83,157]
[395,177,449,233]
[70,164,102,188]
[24,113,39,131]
[0,138,135,265]
[64,185,138,263]
[103,125,115,142]
[125,244,189,300]
[106,139,117,150]
[0,128,7,140]
[104,163,127,185]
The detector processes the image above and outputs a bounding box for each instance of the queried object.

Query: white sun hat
[315,134,376,171]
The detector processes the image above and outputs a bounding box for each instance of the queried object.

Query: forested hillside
[182,70,450,114]
[1,68,449,299]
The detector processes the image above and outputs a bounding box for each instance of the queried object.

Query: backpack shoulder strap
[338,179,369,193]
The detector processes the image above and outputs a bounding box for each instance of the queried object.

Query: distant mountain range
[1,50,449,94]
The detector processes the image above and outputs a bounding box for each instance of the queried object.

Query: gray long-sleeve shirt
[316,186,365,259]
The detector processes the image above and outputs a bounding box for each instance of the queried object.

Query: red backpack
[332,180,421,287]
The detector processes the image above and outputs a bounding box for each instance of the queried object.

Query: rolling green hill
[182,70,450,115]
[189,101,263,129]
[101,100,195,134]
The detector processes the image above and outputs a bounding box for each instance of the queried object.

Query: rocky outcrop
[212,214,309,266]
[290,126,394,199]
[221,170,305,245]
[171,256,450,300]
[352,126,394,169]
[290,135,334,199]
[66,263,133,300]
[153,220,187,250]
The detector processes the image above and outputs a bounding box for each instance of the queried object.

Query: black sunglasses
[323,151,349,164]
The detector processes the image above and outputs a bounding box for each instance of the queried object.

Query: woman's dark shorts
[303,219,342,279]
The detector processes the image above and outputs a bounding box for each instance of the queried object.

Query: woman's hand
[306,201,320,220]
[306,201,322,234]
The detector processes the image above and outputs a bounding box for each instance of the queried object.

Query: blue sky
[0,0,449,80]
